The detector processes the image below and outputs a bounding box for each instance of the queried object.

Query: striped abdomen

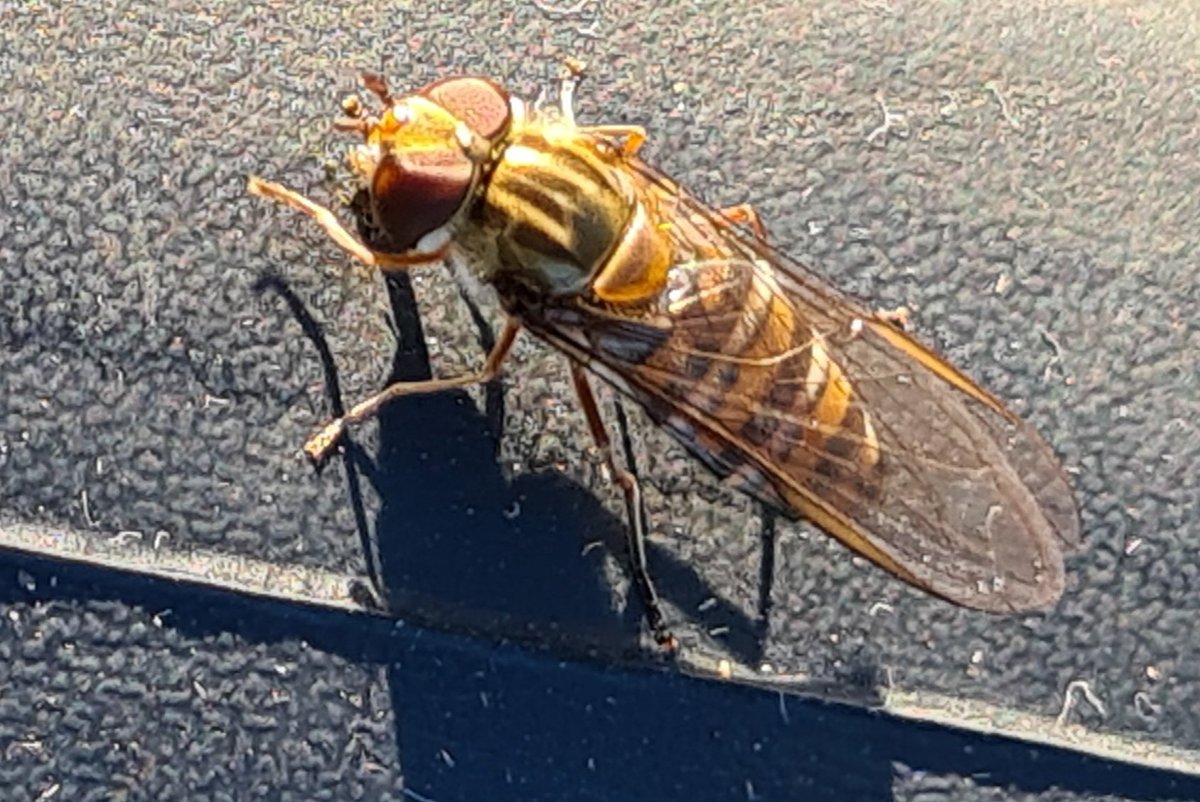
[578,210,884,514]
[656,257,881,496]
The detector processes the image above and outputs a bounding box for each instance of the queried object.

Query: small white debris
[1056,680,1106,726]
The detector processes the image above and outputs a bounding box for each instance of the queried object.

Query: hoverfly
[248,68,1080,648]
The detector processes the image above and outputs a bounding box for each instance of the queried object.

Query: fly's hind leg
[569,363,678,653]
[874,305,913,331]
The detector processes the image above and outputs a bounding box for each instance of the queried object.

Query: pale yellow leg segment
[247,177,448,272]
[304,320,522,462]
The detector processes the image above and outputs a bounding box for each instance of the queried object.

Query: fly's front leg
[247,178,449,273]
[304,320,521,463]
[569,363,677,653]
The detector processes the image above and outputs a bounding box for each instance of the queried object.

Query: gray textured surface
[3,552,1198,802]
[2,0,1199,799]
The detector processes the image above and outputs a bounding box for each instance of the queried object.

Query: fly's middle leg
[556,57,586,126]
[303,320,521,463]
[874,305,913,331]
[718,203,769,242]
[569,363,678,653]
[556,59,648,158]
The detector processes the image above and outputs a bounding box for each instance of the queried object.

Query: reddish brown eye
[424,76,512,142]
[371,147,474,251]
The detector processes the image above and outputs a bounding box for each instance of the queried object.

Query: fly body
[248,69,1081,645]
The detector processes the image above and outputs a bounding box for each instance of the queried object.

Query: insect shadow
[3,558,1193,802]
[259,267,775,664]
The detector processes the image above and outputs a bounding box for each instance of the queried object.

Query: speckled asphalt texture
[3,1,1200,800]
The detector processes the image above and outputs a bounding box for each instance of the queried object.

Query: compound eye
[424,76,512,143]
[371,147,474,251]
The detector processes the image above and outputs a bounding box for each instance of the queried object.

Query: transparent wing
[534,158,1079,613]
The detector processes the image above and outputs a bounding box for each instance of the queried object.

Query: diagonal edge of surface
[3,518,1197,781]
